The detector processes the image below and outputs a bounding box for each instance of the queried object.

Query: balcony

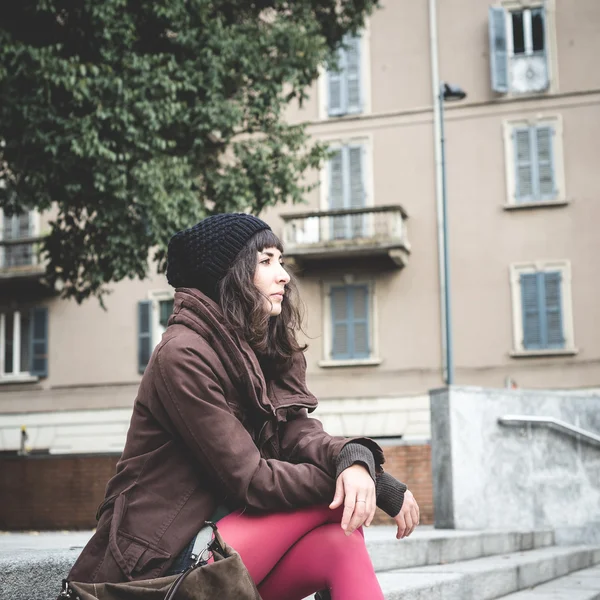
[0,236,49,296]
[281,205,410,269]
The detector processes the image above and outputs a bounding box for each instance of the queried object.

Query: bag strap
[164,522,224,600]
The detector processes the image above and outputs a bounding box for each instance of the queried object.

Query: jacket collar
[169,288,317,418]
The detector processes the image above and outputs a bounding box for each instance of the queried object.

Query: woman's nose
[278,264,291,284]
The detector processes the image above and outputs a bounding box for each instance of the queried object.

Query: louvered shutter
[489,6,509,93]
[351,286,370,358]
[514,128,534,202]
[348,146,365,238]
[331,287,349,359]
[536,126,556,198]
[29,307,48,377]
[138,300,153,374]
[543,272,564,347]
[159,299,174,330]
[327,59,344,116]
[531,7,550,86]
[521,273,542,349]
[329,149,346,240]
[345,36,362,113]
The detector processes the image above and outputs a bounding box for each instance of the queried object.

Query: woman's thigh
[216,504,343,584]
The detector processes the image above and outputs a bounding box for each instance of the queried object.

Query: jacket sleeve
[278,409,385,478]
[153,339,337,512]
[274,352,385,478]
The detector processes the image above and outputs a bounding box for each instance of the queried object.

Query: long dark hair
[218,229,307,376]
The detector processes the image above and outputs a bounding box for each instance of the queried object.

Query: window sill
[318,358,382,368]
[504,199,568,211]
[0,375,39,385]
[510,348,578,358]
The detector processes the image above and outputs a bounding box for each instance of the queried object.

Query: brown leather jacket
[68,288,384,584]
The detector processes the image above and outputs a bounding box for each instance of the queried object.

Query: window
[331,285,370,360]
[489,4,550,94]
[320,281,380,366]
[503,116,565,207]
[510,262,575,355]
[327,144,367,239]
[327,35,363,117]
[138,291,174,373]
[0,307,48,379]
[0,210,36,269]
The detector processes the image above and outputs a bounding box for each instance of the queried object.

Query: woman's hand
[394,489,420,539]
[329,464,376,535]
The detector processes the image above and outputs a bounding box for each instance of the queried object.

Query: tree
[0,0,378,302]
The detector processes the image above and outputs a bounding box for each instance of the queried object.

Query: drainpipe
[428,0,450,384]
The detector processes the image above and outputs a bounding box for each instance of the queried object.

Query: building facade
[1,0,599,455]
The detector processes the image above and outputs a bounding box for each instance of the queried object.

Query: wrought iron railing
[281,205,409,249]
[498,415,600,449]
[0,236,43,271]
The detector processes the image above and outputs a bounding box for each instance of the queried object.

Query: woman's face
[253,246,290,317]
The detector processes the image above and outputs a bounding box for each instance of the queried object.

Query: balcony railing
[0,237,44,278]
[281,205,410,267]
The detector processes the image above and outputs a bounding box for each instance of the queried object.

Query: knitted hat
[166,213,271,299]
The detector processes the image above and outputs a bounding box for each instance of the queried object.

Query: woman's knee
[317,524,367,560]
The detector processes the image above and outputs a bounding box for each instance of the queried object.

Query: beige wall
[1,0,599,423]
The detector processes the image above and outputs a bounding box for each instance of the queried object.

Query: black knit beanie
[166,213,271,300]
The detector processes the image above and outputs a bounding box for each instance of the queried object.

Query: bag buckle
[58,580,74,598]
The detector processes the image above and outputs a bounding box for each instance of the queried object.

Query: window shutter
[345,36,362,113]
[348,146,365,209]
[489,6,509,93]
[351,286,370,358]
[520,273,541,349]
[536,126,556,198]
[327,46,345,117]
[159,299,174,330]
[138,300,153,374]
[348,146,366,238]
[543,272,564,347]
[329,149,346,240]
[531,7,550,86]
[514,128,534,202]
[331,287,349,359]
[329,149,345,210]
[29,307,48,377]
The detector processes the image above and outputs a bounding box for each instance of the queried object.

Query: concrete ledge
[0,527,562,600]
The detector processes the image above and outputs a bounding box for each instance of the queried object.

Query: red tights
[216,504,384,600]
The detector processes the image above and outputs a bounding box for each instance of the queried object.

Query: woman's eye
[260,258,270,265]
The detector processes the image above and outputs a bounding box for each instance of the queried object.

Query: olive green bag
[58,524,261,600]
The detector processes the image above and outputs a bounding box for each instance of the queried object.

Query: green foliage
[0,0,378,302]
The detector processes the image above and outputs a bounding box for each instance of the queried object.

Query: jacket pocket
[115,530,172,578]
[108,493,171,580]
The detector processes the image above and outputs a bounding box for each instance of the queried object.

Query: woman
[67,213,420,600]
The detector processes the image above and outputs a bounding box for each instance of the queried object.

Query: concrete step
[377,544,600,600]
[366,526,554,572]
[496,564,600,599]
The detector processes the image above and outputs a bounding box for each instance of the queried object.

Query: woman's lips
[271,293,284,301]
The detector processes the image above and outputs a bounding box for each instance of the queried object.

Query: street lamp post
[438,82,466,385]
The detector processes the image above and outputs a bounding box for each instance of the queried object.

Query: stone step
[496,564,600,599]
[366,526,554,572]
[377,545,600,600]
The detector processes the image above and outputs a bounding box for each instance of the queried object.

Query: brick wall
[372,442,433,526]
[0,454,119,530]
[0,443,432,530]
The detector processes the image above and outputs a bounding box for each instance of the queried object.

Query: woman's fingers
[365,486,376,527]
[329,475,345,510]
[341,486,358,534]
[345,485,376,534]
[395,511,406,539]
